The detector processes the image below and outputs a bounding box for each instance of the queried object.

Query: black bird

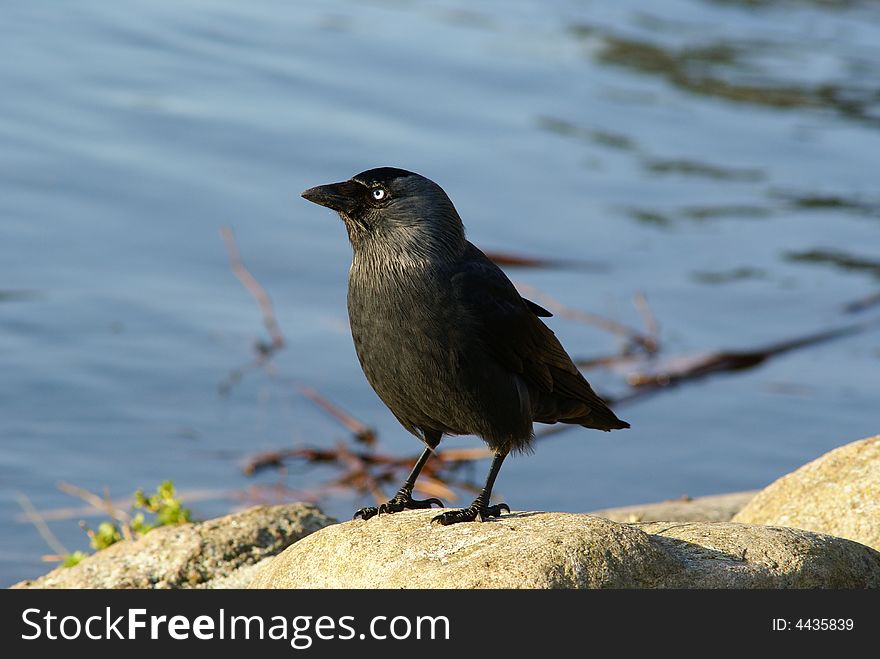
[301,167,629,525]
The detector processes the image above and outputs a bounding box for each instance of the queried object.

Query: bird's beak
[301,180,362,214]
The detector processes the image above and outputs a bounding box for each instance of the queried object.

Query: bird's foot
[353,488,443,521]
[432,502,510,526]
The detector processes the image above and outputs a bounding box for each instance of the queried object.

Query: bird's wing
[452,245,585,392]
[451,243,627,430]
[523,298,552,317]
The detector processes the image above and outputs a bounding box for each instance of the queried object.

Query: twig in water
[220,225,285,356]
[633,291,659,348]
[334,441,388,504]
[413,475,457,502]
[626,322,871,389]
[435,447,492,462]
[484,250,606,272]
[57,481,133,541]
[843,291,880,314]
[539,321,876,440]
[514,282,658,354]
[299,386,377,445]
[15,492,69,558]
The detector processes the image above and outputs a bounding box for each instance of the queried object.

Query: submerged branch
[514,282,659,354]
[15,492,69,557]
[626,322,872,389]
[484,249,606,272]
[843,291,880,314]
[299,386,377,445]
[220,225,285,356]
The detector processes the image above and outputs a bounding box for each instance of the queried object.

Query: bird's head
[301,167,466,262]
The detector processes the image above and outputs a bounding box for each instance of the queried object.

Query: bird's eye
[372,188,387,201]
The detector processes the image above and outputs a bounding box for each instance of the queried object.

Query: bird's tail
[573,410,630,432]
[541,369,630,432]
[532,387,630,431]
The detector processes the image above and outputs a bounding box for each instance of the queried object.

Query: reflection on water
[1,0,879,585]
[598,35,815,108]
[0,291,39,303]
[643,159,764,181]
[626,204,773,227]
[537,115,767,181]
[578,26,880,126]
[776,191,880,218]
[536,116,638,152]
[785,248,880,278]
[691,267,768,284]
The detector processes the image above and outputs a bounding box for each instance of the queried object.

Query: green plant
[132,480,192,532]
[63,480,192,566]
[88,521,123,551]
[61,551,88,567]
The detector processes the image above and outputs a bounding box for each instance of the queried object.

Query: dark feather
[452,244,629,432]
[524,298,553,317]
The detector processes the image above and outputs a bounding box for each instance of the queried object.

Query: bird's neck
[351,224,465,274]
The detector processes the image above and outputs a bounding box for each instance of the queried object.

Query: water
[2,0,878,586]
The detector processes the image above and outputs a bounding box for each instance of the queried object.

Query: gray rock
[248,510,880,589]
[734,435,880,551]
[591,491,757,523]
[201,559,273,590]
[13,503,335,589]
[638,521,880,588]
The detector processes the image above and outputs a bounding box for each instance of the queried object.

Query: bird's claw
[432,502,510,525]
[353,506,379,521]
[378,496,443,515]
[353,490,444,521]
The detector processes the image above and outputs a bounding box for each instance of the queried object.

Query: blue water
[2,0,878,586]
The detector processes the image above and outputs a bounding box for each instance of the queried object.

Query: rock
[248,510,880,589]
[250,512,672,589]
[12,503,335,589]
[638,521,880,588]
[733,435,880,551]
[591,491,757,523]
[201,559,273,590]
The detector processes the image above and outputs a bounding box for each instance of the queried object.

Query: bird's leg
[432,451,510,525]
[353,446,443,520]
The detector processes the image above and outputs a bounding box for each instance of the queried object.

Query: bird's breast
[347,261,462,403]
[345,257,533,444]
[347,261,452,358]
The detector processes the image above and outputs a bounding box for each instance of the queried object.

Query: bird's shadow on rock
[494,510,546,520]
